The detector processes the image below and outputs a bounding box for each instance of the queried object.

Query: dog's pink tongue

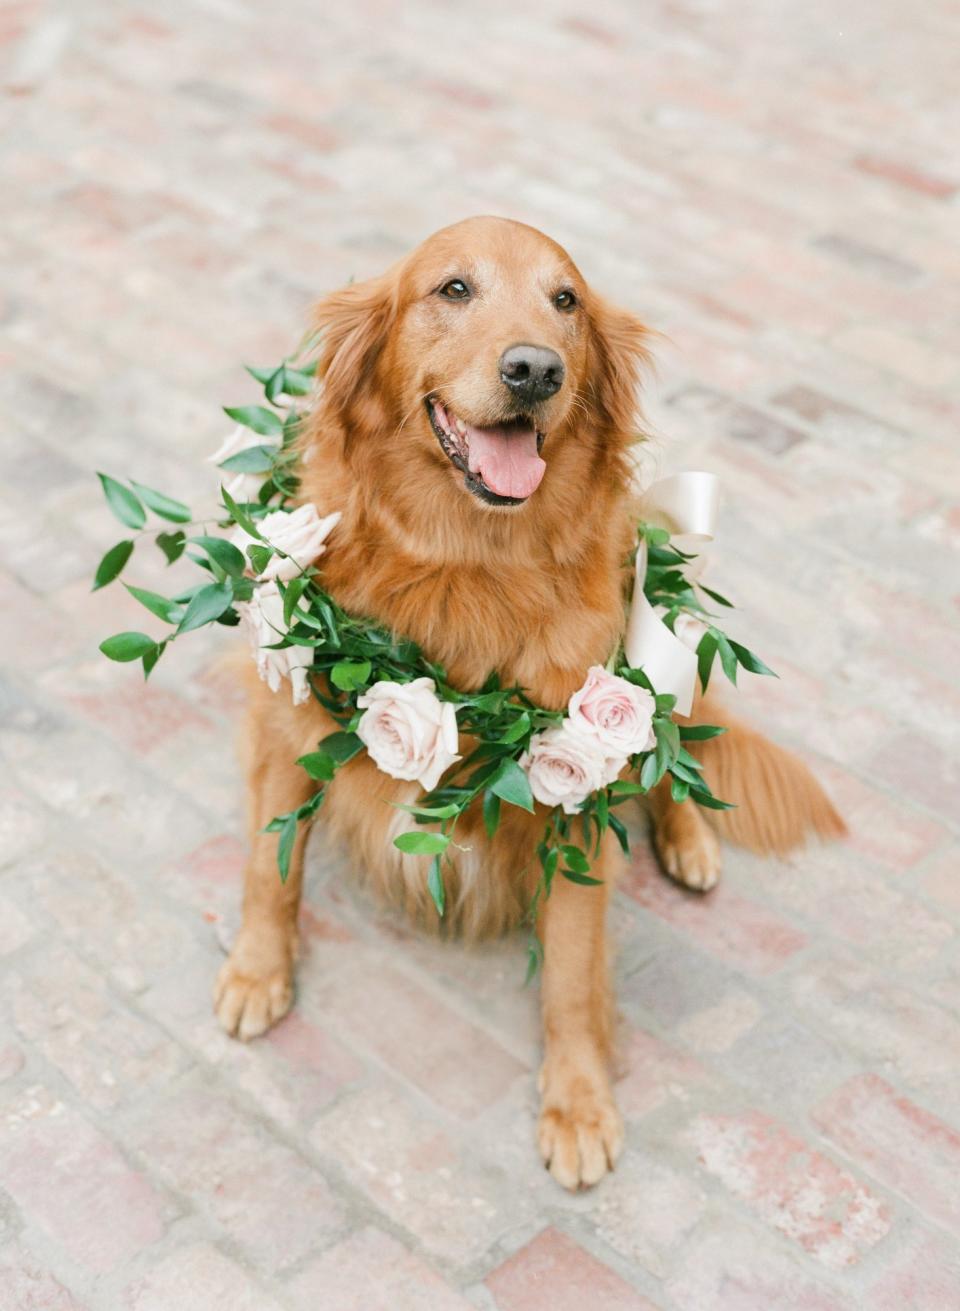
[465,422,545,499]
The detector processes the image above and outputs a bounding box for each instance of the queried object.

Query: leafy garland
[93,351,774,974]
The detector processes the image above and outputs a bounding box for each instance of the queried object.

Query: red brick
[865,1229,960,1310]
[0,1088,164,1274]
[125,1242,283,1311]
[127,1084,341,1272]
[686,1110,890,1267]
[616,1025,713,1119]
[853,153,957,199]
[485,1227,657,1311]
[6,948,189,1111]
[918,845,960,914]
[666,1220,857,1311]
[0,1242,85,1311]
[791,954,960,1111]
[61,677,217,757]
[313,1086,536,1265]
[814,1074,960,1238]
[316,959,526,1118]
[287,1227,473,1311]
[624,850,808,976]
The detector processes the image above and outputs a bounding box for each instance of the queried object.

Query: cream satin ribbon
[624,472,720,717]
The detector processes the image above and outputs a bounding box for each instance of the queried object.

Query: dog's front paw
[213,924,296,1041]
[654,809,721,892]
[537,1064,624,1190]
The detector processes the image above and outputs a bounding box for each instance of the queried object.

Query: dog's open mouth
[427,397,546,506]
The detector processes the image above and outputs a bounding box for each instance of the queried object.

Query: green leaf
[690,788,736,811]
[729,640,777,678]
[330,660,372,691]
[99,631,156,662]
[489,758,535,812]
[596,786,609,833]
[281,575,307,626]
[123,584,183,624]
[482,788,501,839]
[244,363,275,386]
[696,631,718,693]
[129,481,191,524]
[264,366,287,404]
[608,812,630,855]
[655,719,681,768]
[640,523,671,547]
[176,581,234,633]
[524,935,544,986]
[699,583,734,608]
[277,813,299,883]
[561,844,591,874]
[671,776,690,803]
[609,779,645,796]
[97,473,145,530]
[640,752,663,790]
[319,730,363,764]
[393,801,461,820]
[92,539,134,590]
[501,711,531,744]
[189,535,247,579]
[217,444,278,474]
[281,366,315,396]
[142,640,166,678]
[223,405,284,436]
[562,868,604,886]
[296,751,336,781]
[678,723,727,740]
[393,831,451,856]
[247,543,274,574]
[716,632,739,686]
[156,530,186,565]
[220,484,262,537]
[427,856,445,916]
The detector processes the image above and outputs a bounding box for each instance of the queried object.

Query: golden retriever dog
[214,216,843,1189]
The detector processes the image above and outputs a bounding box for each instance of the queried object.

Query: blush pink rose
[232,503,341,582]
[567,665,656,757]
[235,582,312,706]
[521,723,618,814]
[356,677,460,791]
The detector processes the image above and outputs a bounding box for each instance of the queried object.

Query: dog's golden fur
[214,217,844,1189]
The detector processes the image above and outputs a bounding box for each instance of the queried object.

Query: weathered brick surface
[1,1,958,1305]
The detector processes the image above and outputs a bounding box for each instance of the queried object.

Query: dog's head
[313,216,650,512]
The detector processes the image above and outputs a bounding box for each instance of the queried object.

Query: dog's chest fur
[322,511,630,710]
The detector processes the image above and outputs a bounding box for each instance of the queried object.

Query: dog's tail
[690,699,847,856]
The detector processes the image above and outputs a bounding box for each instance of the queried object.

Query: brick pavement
[1,1,959,1307]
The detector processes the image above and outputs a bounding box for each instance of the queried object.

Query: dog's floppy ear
[313,272,398,414]
[586,292,653,437]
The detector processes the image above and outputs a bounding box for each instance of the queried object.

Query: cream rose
[232,503,341,582]
[567,665,656,757]
[356,677,460,791]
[521,723,617,814]
[654,604,709,653]
[236,582,312,705]
[208,424,277,504]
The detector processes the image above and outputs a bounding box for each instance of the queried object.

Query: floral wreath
[94,349,773,967]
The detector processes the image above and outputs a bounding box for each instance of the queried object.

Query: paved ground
[1,1,959,1307]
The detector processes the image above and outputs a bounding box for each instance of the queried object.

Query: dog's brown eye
[438,279,470,300]
[554,289,577,312]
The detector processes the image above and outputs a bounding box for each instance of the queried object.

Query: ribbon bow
[624,472,720,717]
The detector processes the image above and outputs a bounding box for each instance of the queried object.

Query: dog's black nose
[499,344,565,403]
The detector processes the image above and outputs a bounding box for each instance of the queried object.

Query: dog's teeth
[455,418,467,437]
